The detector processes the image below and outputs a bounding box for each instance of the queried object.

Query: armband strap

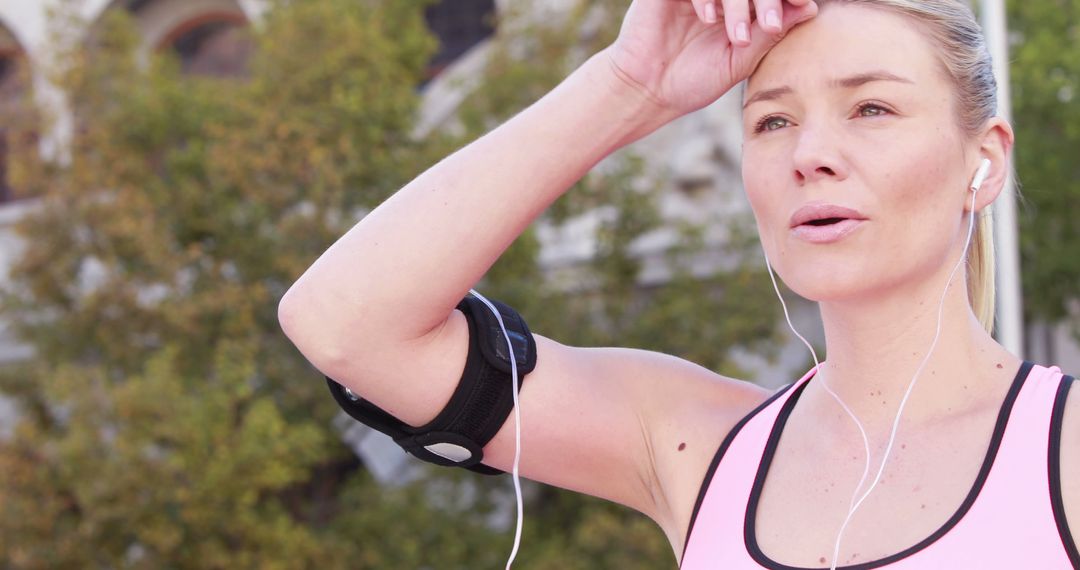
[326,293,537,475]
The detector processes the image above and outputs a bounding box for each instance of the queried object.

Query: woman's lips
[789,203,867,228]
[787,203,868,244]
[791,218,866,243]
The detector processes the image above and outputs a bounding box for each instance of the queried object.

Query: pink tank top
[680,360,1079,569]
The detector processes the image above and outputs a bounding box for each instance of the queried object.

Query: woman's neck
[808,271,1020,441]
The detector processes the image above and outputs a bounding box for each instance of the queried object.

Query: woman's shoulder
[641,364,780,553]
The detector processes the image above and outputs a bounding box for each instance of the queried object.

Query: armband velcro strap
[460,294,537,377]
[326,292,537,476]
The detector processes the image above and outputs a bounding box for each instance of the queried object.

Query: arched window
[424,0,497,80]
[106,0,252,78]
[160,13,251,77]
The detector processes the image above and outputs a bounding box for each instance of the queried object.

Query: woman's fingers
[738,0,818,63]
[754,0,785,33]
[730,0,816,43]
[721,0,753,45]
[704,0,719,23]
[686,0,785,36]
[689,0,718,25]
[776,1,818,29]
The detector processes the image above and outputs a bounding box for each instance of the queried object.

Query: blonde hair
[817,0,999,333]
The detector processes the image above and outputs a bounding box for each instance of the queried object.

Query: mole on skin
[678,442,686,451]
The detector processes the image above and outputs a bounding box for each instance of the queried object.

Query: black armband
[326,292,537,475]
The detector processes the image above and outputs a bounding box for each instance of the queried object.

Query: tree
[1008,0,1080,349]
[0,0,783,567]
[0,1,483,567]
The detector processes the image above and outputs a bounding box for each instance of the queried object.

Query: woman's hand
[607,0,818,114]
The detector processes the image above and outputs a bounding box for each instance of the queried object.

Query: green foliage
[0,0,784,568]
[1009,0,1080,333]
[0,342,331,568]
[1,1,459,567]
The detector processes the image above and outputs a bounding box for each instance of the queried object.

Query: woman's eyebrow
[831,70,915,89]
[743,71,915,109]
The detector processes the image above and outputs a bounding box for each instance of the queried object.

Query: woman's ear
[969,117,1015,211]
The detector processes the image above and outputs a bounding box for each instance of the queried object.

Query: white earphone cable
[825,187,980,569]
[761,162,984,569]
[467,289,525,570]
[763,252,873,517]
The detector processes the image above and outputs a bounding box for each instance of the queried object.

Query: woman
[279,0,1079,567]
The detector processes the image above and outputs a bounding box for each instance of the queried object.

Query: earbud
[970,158,992,193]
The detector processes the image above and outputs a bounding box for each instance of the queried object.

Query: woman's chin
[779,272,889,304]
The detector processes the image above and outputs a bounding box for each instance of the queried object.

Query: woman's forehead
[746,3,945,98]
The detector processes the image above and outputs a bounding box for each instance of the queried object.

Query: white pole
[979,0,1025,358]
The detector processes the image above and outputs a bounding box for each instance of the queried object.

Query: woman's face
[741,3,978,304]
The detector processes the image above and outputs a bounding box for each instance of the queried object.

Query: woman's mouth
[788,203,868,244]
[791,218,866,243]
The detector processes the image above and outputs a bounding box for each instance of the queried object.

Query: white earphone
[971,158,992,193]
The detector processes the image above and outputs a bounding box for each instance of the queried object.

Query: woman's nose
[791,124,848,185]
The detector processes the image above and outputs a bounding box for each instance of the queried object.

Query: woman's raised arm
[278,47,675,419]
[278,0,816,531]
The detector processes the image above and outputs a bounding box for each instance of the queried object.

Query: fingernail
[704,2,717,24]
[765,9,781,30]
[736,22,750,43]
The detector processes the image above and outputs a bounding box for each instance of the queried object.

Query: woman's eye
[755,116,790,133]
[856,103,890,117]
[752,104,891,133]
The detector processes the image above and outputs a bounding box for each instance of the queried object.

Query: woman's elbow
[277,284,354,373]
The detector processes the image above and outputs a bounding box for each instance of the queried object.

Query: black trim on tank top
[680,379,804,567]
[1049,374,1079,568]
[743,360,1034,570]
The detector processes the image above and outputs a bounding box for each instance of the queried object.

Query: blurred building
[0,0,1075,479]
